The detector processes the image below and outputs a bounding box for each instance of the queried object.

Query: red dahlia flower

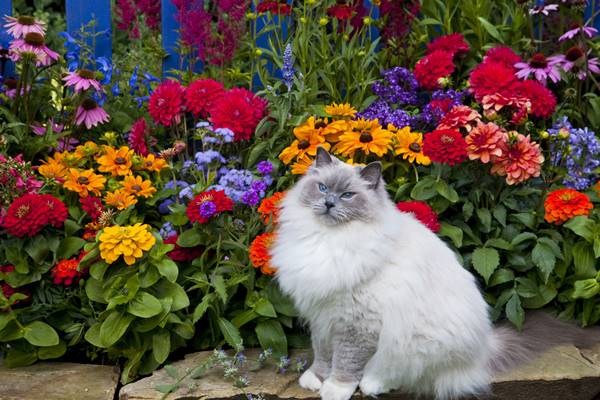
[426,33,469,58]
[148,80,185,127]
[128,118,153,156]
[185,79,225,117]
[327,3,355,20]
[209,88,268,141]
[469,61,517,101]
[414,51,455,90]
[396,200,440,233]
[422,129,467,166]
[256,0,292,15]
[164,234,204,262]
[508,80,556,119]
[483,46,523,70]
[80,196,104,220]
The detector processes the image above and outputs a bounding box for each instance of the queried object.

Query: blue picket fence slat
[65,0,112,64]
[0,0,14,77]
[161,0,180,76]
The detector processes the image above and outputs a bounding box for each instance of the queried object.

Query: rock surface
[119,345,600,400]
[0,361,120,400]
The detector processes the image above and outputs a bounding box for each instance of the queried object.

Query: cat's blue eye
[340,192,355,199]
[318,183,328,193]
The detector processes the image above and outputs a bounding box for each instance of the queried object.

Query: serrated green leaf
[471,247,499,283]
[217,317,243,350]
[506,293,524,330]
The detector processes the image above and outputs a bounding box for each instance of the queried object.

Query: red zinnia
[469,61,517,101]
[41,194,68,228]
[508,80,556,119]
[164,234,204,262]
[80,196,104,220]
[209,88,268,141]
[396,201,440,233]
[2,193,65,237]
[185,79,225,117]
[422,129,467,166]
[256,0,292,15]
[186,190,234,224]
[128,118,151,156]
[426,33,469,58]
[51,259,82,286]
[327,3,355,20]
[483,46,523,70]
[148,80,185,127]
[414,51,455,90]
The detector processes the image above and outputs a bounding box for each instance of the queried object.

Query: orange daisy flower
[104,189,138,210]
[258,192,286,224]
[121,175,157,198]
[324,102,357,119]
[291,155,313,175]
[334,118,392,158]
[279,117,330,165]
[96,146,134,176]
[63,169,106,197]
[249,232,277,275]
[544,188,593,224]
[38,155,67,180]
[140,153,168,172]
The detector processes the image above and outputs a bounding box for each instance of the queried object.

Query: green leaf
[478,17,504,42]
[100,311,134,347]
[476,208,492,232]
[56,237,86,259]
[488,268,514,287]
[5,346,37,368]
[23,321,59,347]
[90,261,109,281]
[510,213,536,229]
[485,238,512,250]
[572,279,600,299]
[573,242,596,278]
[156,281,190,311]
[435,180,459,203]
[564,216,594,242]
[128,292,163,318]
[155,258,178,282]
[64,220,81,236]
[532,241,557,283]
[254,298,278,318]
[192,293,215,323]
[594,237,600,258]
[471,247,500,283]
[410,177,437,200]
[24,237,49,264]
[38,341,67,360]
[152,330,171,364]
[84,323,104,347]
[255,320,288,357]
[506,293,524,330]
[493,205,507,226]
[515,277,538,298]
[217,317,243,351]
[439,222,463,247]
[511,232,537,247]
[212,275,228,304]
[177,229,203,247]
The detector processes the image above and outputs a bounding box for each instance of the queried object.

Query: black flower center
[409,142,421,152]
[5,78,18,89]
[132,184,142,192]
[529,53,548,69]
[78,69,96,79]
[17,16,36,26]
[314,120,327,129]
[359,133,373,143]
[565,46,584,62]
[81,98,98,110]
[297,140,310,150]
[24,32,44,46]
[77,176,90,185]
[115,157,127,165]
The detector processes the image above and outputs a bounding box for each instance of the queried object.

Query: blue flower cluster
[548,117,600,190]
[211,164,273,206]
[358,67,465,131]
[281,43,295,91]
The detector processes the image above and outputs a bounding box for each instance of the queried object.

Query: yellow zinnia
[63,168,106,197]
[334,118,392,158]
[99,223,156,265]
[121,175,157,198]
[394,126,431,166]
[325,102,357,119]
[140,154,168,172]
[279,116,330,165]
[39,154,67,180]
[96,146,134,176]
[104,189,138,210]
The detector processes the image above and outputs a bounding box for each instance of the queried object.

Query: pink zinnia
[490,132,544,185]
[75,99,110,129]
[185,79,224,117]
[4,15,46,38]
[9,32,59,66]
[148,80,185,127]
[481,93,531,125]
[63,69,103,93]
[515,53,561,85]
[437,105,482,133]
[465,123,507,164]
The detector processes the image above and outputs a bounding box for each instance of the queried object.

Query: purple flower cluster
[548,116,600,190]
[159,222,176,239]
[199,201,217,218]
[371,67,419,106]
[197,121,235,145]
[211,167,272,206]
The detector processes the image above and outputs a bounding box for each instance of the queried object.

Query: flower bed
[1,0,600,386]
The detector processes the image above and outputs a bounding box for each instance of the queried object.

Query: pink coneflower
[514,53,561,85]
[3,15,46,38]
[63,69,103,93]
[9,32,59,66]
[529,4,558,15]
[552,46,600,80]
[559,26,598,42]
[75,99,110,129]
[31,119,64,136]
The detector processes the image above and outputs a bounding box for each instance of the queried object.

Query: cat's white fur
[271,160,502,400]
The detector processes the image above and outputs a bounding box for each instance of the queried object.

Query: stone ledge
[119,345,600,400]
[0,361,120,400]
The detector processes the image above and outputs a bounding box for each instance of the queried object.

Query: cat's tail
[488,310,600,374]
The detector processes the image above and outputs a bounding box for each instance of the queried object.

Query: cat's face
[297,148,383,226]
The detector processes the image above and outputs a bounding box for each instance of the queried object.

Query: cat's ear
[315,147,333,168]
[360,162,382,189]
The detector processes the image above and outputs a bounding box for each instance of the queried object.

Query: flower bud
[319,17,328,26]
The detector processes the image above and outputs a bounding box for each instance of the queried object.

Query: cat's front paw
[320,378,357,400]
[359,375,386,397]
[299,369,323,392]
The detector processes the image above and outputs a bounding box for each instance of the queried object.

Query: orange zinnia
[97,146,134,176]
[63,169,106,197]
[104,189,138,210]
[544,188,593,224]
[140,153,168,172]
[249,232,277,275]
[121,175,157,198]
[258,192,286,224]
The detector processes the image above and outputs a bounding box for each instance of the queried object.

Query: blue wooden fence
[0,0,598,79]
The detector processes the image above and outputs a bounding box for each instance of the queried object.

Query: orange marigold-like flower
[465,123,507,164]
[544,188,593,224]
[63,168,106,197]
[140,153,168,172]
[104,189,138,210]
[490,132,544,185]
[121,175,157,198]
[279,117,330,165]
[291,155,313,175]
[38,156,67,180]
[96,146,134,176]
[249,232,277,275]
[258,192,286,224]
[437,105,482,133]
[325,102,357,119]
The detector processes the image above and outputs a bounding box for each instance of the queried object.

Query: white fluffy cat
[270,148,596,400]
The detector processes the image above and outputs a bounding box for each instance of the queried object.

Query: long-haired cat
[271,148,599,400]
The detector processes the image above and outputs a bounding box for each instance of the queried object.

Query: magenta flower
[559,26,598,42]
[9,32,59,66]
[552,46,600,80]
[75,99,110,129]
[30,120,64,136]
[3,78,29,99]
[3,15,46,38]
[515,53,561,85]
[529,4,558,15]
[63,69,103,93]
